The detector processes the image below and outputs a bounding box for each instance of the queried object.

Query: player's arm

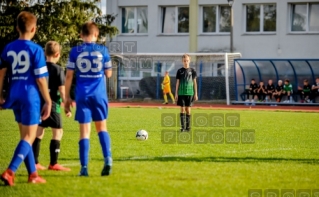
[65,69,74,102]
[0,57,8,105]
[193,78,198,101]
[57,69,66,103]
[104,48,112,78]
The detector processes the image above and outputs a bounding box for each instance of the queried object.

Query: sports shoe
[79,166,88,176]
[172,101,175,104]
[162,102,168,104]
[28,172,46,184]
[36,163,46,171]
[48,164,71,171]
[185,127,191,132]
[1,169,15,186]
[101,157,112,176]
[306,99,310,103]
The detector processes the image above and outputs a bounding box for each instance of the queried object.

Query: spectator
[283,79,293,103]
[266,79,275,102]
[298,79,312,103]
[311,77,319,102]
[273,80,284,102]
[245,79,258,102]
[256,81,267,101]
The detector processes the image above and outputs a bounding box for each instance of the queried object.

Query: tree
[0,0,119,66]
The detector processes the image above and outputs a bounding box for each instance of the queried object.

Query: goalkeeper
[162,71,175,104]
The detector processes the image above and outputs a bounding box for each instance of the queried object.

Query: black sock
[32,138,41,164]
[180,113,186,130]
[50,140,61,166]
[186,114,191,129]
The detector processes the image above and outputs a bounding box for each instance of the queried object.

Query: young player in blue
[0,11,51,186]
[64,22,112,176]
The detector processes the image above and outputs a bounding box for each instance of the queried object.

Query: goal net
[108,53,241,105]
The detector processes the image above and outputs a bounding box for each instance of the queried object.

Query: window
[202,5,230,33]
[291,3,319,32]
[121,7,148,34]
[245,4,276,33]
[161,7,189,33]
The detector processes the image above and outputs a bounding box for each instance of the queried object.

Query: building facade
[107,0,319,58]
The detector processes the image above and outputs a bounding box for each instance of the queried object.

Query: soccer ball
[136,130,148,141]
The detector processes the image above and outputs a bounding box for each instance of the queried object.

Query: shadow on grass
[114,156,319,164]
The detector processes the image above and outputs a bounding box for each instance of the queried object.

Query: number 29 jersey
[67,43,111,99]
[0,40,48,105]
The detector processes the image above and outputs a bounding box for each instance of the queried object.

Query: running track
[109,102,319,112]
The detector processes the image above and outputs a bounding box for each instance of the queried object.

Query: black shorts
[177,95,194,107]
[39,111,62,129]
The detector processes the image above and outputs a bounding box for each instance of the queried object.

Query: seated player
[311,77,319,102]
[0,11,51,186]
[282,79,293,103]
[298,79,312,103]
[162,71,175,104]
[64,22,113,176]
[32,41,72,171]
[273,80,284,102]
[256,81,267,102]
[245,79,258,102]
[266,79,275,102]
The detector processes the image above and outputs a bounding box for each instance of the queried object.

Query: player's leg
[185,96,193,131]
[78,123,91,176]
[75,99,92,176]
[94,120,112,176]
[1,106,45,186]
[48,128,70,171]
[177,96,186,132]
[169,92,175,104]
[32,126,46,170]
[163,93,168,104]
[91,96,112,176]
[47,112,70,171]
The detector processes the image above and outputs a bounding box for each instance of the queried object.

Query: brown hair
[45,41,61,57]
[304,79,308,83]
[81,22,99,36]
[17,11,37,34]
[182,53,190,59]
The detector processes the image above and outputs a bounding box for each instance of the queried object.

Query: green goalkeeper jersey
[283,83,293,92]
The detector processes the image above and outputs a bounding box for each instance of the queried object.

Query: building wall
[107,0,319,58]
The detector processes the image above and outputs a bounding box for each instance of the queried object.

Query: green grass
[0,107,319,197]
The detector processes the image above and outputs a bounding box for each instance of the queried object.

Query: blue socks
[8,140,31,173]
[79,139,90,167]
[24,148,36,174]
[98,131,112,165]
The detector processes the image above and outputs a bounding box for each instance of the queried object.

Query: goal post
[109,52,242,105]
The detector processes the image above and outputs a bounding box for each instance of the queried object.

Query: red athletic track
[108,102,319,112]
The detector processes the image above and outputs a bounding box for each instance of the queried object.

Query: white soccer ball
[136,130,148,141]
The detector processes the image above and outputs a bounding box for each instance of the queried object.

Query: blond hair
[45,41,61,57]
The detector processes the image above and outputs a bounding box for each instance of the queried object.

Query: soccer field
[0,107,319,197]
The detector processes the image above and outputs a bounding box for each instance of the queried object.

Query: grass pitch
[0,107,319,197]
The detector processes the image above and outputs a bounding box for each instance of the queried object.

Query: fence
[108,53,241,105]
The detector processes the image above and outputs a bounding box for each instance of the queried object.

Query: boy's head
[316,77,319,83]
[303,79,308,85]
[268,79,273,85]
[16,11,37,38]
[165,71,169,75]
[45,41,61,63]
[251,79,255,84]
[278,80,282,85]
[80,22,99,42]
[182,54,190,67]
[259,81,264,85]
[284,79,289,85]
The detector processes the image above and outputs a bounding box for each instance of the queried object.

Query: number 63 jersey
[0,40,48,108]
[67,43,111,99]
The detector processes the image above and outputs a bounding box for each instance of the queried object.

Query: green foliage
[0,0,119,66]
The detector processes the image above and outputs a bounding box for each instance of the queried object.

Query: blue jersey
[67,43,111,99]
[0,40,48,125]
[1,40,48,104]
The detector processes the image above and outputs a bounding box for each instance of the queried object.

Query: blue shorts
[4,96,41,125]
[75,96,108,124]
